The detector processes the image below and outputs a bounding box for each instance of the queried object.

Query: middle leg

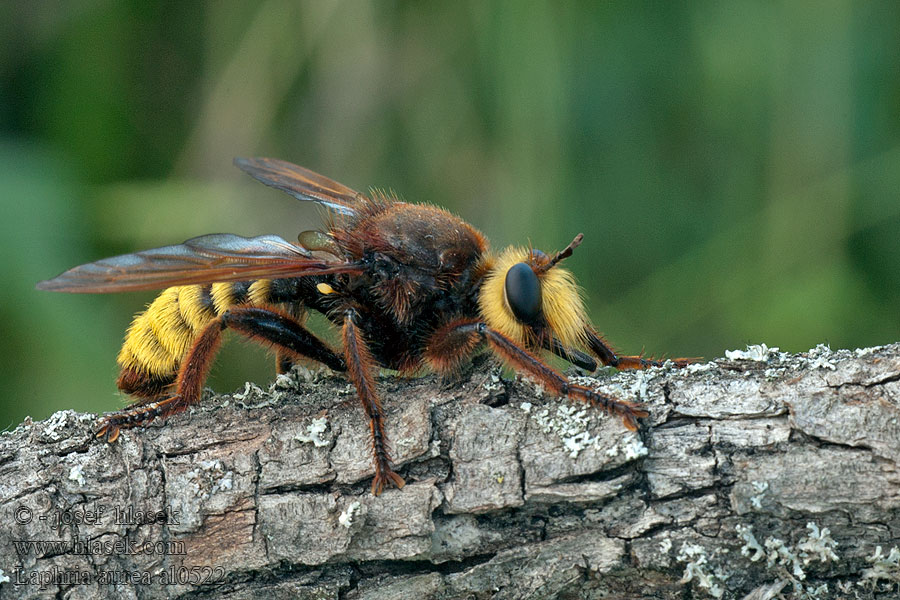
[342,309,406,495]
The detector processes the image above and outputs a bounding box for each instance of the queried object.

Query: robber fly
[37,158,691,494]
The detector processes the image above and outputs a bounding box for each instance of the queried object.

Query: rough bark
[2,344,900,599]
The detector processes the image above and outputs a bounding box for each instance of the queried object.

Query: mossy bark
[2,345,899,599]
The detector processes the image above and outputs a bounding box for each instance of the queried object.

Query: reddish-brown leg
[424,320,648,430]
[342,311,405,495]
[97,306,345,442]
[422,318,485,374]
[586,327,696,370]
[96,316,223,442]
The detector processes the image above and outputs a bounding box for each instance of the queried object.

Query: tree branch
[2,344,900,599]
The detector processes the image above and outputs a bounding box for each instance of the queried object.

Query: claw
[95,419,120,443]
[622,413,639,431]
[670,356,702,367]
[106,426,120,443]
[386,470,406,489]
[627,406,650,420]
[617,400,649,431]
[371,468,406,496]
[91,395,181,445]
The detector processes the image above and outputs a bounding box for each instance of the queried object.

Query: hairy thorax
[335,203,489,369]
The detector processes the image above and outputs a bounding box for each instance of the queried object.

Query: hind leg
[97,306,345,441]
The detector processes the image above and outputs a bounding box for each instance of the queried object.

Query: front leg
[342,310,406,495]
[424,319,648,430]
[586,327,695,370]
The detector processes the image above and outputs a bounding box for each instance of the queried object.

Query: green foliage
[2,1,899,427]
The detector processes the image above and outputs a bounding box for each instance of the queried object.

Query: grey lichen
[862,545,900,589]
[296,416,331,447]
[676,541,726,598]
[67,463,86,487]
[805,344,837,371]
[531,402,649,460]
[737,524,765,562]
[795,522,839,566]
[749,480,769,510]
[725,343,782,362]
[338,501,363,529]
[735,521,840,597]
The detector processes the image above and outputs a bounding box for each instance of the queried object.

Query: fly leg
[96,306,346,442]
[342,309,406,495]
[586,327,696,370]
[424,319,648,430]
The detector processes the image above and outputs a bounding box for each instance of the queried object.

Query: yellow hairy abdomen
[117,280,274,378]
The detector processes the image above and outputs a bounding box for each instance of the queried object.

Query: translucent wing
[234,157,365,216]
[36,233,360,293]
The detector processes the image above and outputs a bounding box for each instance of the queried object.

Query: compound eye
[505,262,542,323]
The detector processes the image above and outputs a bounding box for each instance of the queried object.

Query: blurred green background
[2,1,899,429]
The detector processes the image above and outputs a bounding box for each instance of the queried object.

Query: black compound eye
[505,262,542,323]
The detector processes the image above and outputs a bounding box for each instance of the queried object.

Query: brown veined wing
[234,157,366,216]
[36,233,360,293]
